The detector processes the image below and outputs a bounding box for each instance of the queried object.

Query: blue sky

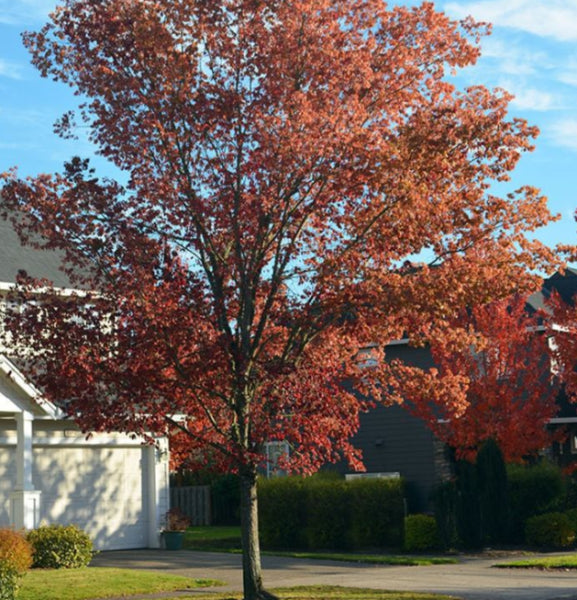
[1,0,576,253]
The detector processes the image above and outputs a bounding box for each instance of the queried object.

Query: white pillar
[10,411,41,529]
[145,438,169,548]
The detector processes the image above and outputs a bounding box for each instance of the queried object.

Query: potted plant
[161,508,191,550]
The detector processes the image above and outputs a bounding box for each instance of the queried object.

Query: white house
[0,214,170,550]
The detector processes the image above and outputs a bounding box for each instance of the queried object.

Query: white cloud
[480,36,551,75]
[557,57,577,87]
[0,0,55,25]
[0,58,23,79]
[445,0,577,42]
[549,119,577,152]
[507,85,558,111]
[0,106,46,125]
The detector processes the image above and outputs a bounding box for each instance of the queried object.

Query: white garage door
[33,445,150,550]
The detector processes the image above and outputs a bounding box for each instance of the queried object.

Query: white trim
[0,434,147,447]
[549,417,577,424]
[386,338,410,346]
[0,281,95,297]
[0,355,64,419]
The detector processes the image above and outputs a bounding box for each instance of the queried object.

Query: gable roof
[527,268,577,314]
[0,213,73,289]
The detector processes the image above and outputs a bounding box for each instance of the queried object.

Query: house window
[264,441,289,478]
[570,433,577,454]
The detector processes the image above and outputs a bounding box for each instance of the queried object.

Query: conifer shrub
[455,459,482,549]
[403,514,439,552]
[476,439,508,545]
[0,528,33,600]
[27,524,93,569]
[432,480,458,550]
[525,512,575,549]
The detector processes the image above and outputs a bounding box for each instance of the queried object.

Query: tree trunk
[239,467,276,600]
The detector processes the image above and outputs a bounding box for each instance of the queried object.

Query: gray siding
[351,404,437,512]
[347,345,441,512]
[0,214,72,288]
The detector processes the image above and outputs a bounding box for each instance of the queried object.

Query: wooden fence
[170,485,211,526]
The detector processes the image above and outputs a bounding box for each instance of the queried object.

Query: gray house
[343,271,577,512]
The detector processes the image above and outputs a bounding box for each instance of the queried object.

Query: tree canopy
[0,1,559,597]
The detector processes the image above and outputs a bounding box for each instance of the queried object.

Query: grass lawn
[494,554,577,570]
[184,526,457,566]
[19,567,222,600]
[185,525,243,550]
[160,586,458,600]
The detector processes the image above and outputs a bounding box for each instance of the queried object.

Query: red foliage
[547,289,577,402]
[398,295,560,462]
[0,1,559,596]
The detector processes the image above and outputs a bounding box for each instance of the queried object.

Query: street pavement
[91,549,577,599]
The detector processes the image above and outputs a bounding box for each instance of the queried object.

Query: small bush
[0,528,33,600]
[565,507,577,533]
[525,512,575,549]
[404,514,439,552]
[27,524,93,569]
[211,474,241,525]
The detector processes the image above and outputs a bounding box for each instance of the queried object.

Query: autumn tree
[398,295,560,462]
[0,1,558,597]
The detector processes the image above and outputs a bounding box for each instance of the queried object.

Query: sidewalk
[91,549,577,600]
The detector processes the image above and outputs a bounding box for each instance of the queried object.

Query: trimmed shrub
[508,461,565,543]
[0,529,33,600]
[259,477,306,549]
[525,512,575,549]
[305,479,351,550]
[27,524,93,569]
[258,475,404,551]
[404,514,438,552]
[348,478,404,549]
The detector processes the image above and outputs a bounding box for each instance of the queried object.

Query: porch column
[145,438,169,548]
[10,411,41,529]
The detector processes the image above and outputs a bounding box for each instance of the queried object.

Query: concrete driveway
[92,549,577,599]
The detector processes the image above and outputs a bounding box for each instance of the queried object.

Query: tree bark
[239,467,276,600]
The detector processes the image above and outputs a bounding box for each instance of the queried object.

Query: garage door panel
[33,446,148,550]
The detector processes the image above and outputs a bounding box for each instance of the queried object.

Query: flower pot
[162,531,185,550]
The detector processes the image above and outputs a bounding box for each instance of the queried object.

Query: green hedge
[348,479,404,548]
[258,476,306,549]
[258,476,404,551]
[305,479,352,550]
